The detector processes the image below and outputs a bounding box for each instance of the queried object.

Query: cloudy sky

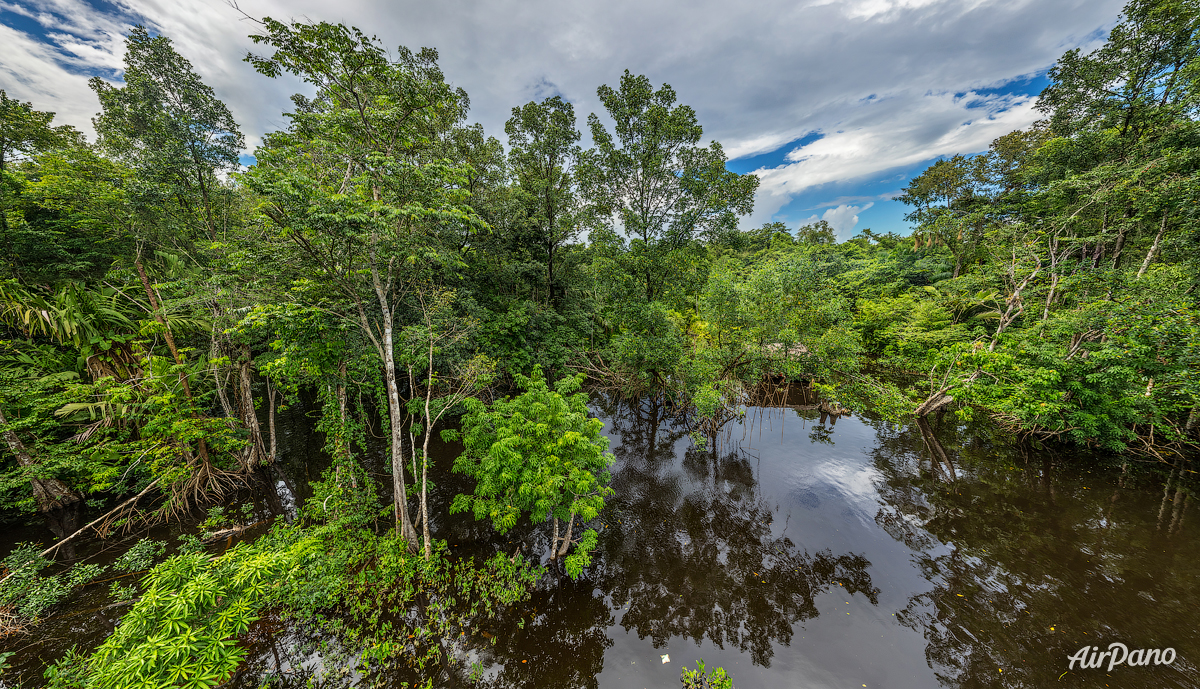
[1,0,1125,238]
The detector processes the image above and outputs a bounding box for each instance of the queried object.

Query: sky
[0,0,1126,239]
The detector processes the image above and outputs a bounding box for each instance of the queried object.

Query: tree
[795,219,837,245]
[1038,0,1200,147]
[898,154,990,277]
[505,96,582,307]
[398,285,494,560]
[242,17,482,551]
[90,25,244,242]
[0,91,80,177]
[0,91,82,281]
[450,367,614,578]
[578,71,758,304]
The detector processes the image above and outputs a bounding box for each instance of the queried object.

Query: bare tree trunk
[417,316,438,561]
[238,345,268,469]
[0,406,80,511]
[0,477,162,583]
[267,377,278,463]
[421,351,435,561]
[551,516,560,562]
[1136,212,1168,279]
[1042,231,1063,321]
[915,390,955,417]
[1042,272,1059,321]
[557,512,576,558]
[370,256,419,551]
[211,337,237,421]
[990,260,1041,351]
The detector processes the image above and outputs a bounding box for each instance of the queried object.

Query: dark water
[3,390,1198,688]
[0,392,329,687]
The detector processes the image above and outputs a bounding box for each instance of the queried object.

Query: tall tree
[90,26,244,242]
[1038,0,1200,147]
[0,92,81,281]
[242,17,482,551]
[577,71,758,304]
[505,96,581,307]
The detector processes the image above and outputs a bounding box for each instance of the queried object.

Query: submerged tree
[450,367,614,578]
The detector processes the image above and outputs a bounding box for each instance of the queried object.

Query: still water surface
[441,392,1198,689]
[3,391,1197,688]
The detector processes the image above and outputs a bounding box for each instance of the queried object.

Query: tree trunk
[547,242,555,307]
[136,261,187,392]
[212,356,237,421]
[267,377,278,464]
[914,389,953,417]
[0,406,81,512]
[238,345,268,469]
[1186,407,1199,438]
[1042,272,1059,321]
[421,368,434,561]
[1136,212,1167,279]
[557,512,576,559]
[371,260,419,551]
[135,258,210,463]
[990,261,1041,351]
[551,516,560,562]
[419,324,438,561]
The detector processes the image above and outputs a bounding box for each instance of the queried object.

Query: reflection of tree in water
[867,417,1200,688]
[589,394,879,668]
[232,396,880,688]
[468,581,614,689]
[228,581,614,689]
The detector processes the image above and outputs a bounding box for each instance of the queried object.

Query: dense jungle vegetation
[0,0,1198,686]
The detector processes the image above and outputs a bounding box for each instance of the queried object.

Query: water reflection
[3,392,1199,689]
[870,418,1200,688]
[589,394,879,669]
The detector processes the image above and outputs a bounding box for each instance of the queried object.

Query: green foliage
[0,544,106,621]
[681,659,734,689]
[50,510,538,688]
[3,11,1200,687]
[82,543,305,689]
[450,366,614,577]
[113,538,167,573]
[90,26,243,241]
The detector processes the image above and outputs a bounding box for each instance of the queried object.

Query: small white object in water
[661,654,670,664]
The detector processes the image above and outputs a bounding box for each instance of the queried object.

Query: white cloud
[799,202,873,239]
[1,0,1122,203]
[746,90,1043,227]
[0,22,108,131]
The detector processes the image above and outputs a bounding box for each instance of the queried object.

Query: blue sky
[1,0,1120,240]
[726,73,1054,237]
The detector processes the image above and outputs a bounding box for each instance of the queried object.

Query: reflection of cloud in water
[588,393,882,670]
[794,489,820,509]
